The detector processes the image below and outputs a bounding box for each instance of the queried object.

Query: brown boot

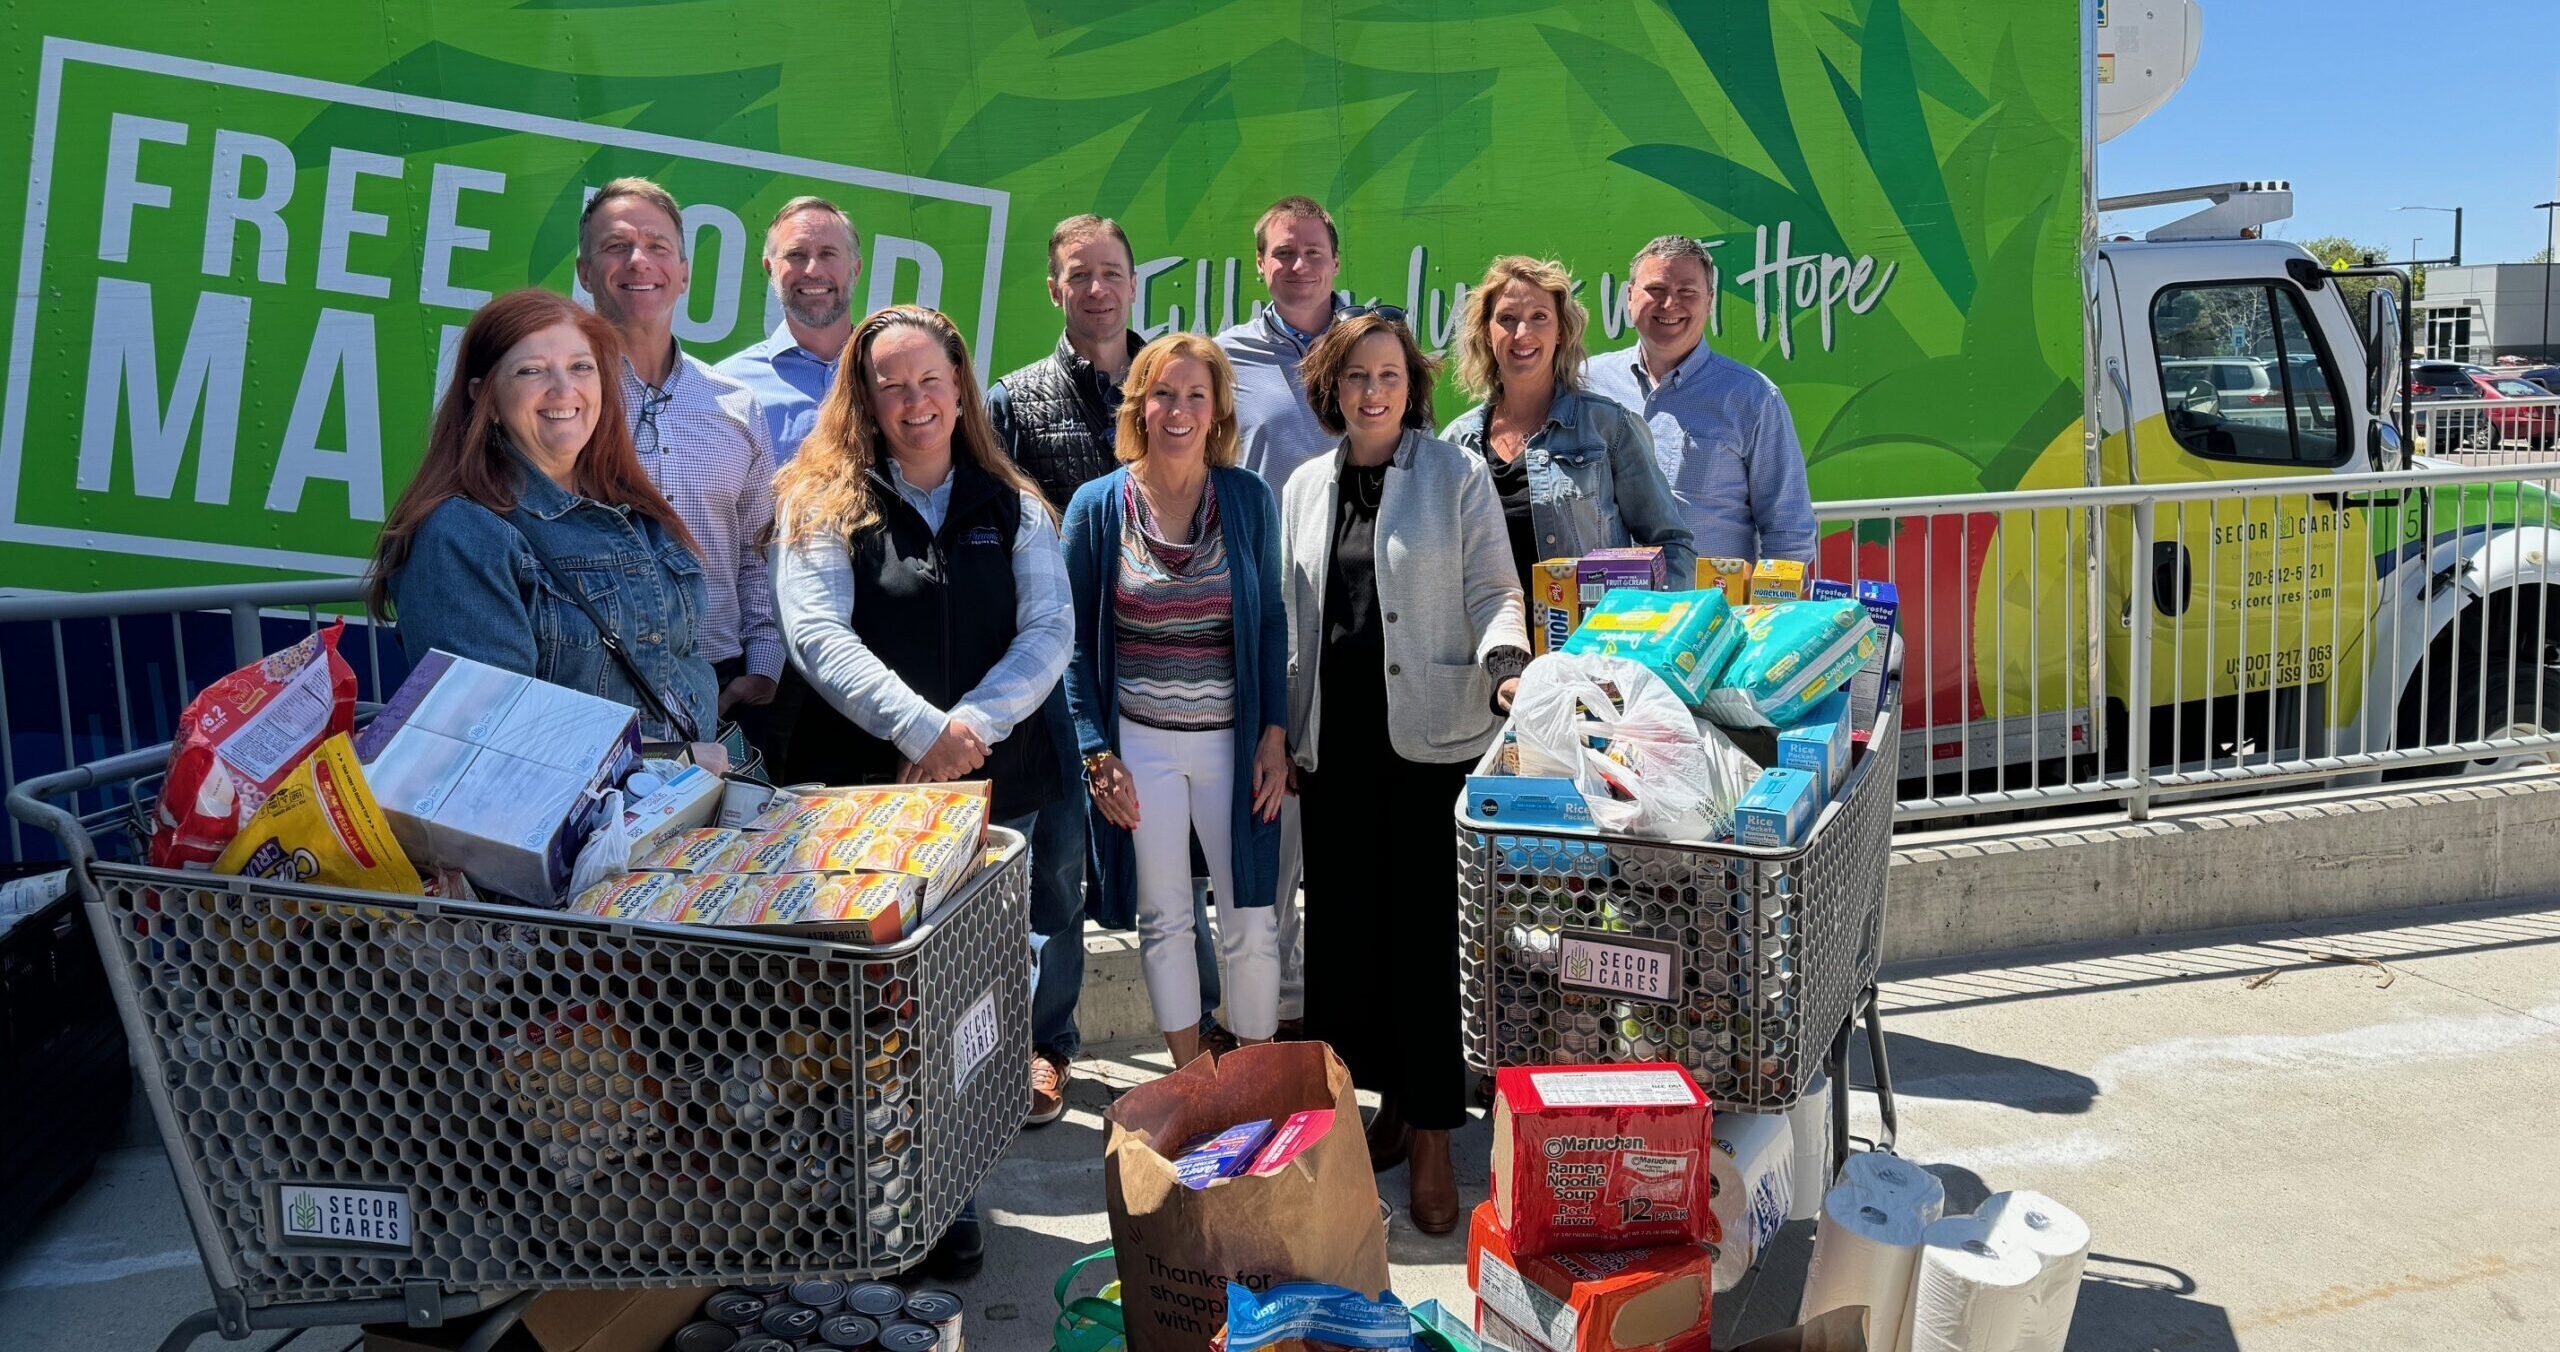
[1408,1129,1459,1234]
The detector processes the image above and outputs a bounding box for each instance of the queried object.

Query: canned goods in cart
[875,1319,941,1352]
[903,1288,964,1350]
[846,1281,909,1320]
[817,1311,883,1349]
[670,1321,740,1352]
[759,1301,823,1341]
[730,1339,797,1352]
[704,1290,768,1328]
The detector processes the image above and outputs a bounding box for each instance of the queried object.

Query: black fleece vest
[780,457,1060,820]
[998,333,1137,511]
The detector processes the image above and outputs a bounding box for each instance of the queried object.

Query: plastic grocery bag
[1509,653,1761,841]
[1706,600,1880,730]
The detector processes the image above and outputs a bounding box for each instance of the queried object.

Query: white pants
[1275,796,1305,1021]
[1123,720,1280,1039]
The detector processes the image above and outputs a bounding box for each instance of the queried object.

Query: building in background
[2417,263,2558,363]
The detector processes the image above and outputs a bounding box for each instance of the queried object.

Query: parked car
[2518,365,2560,396]
[2457,373,2559,450]
[2409,360,2491,401]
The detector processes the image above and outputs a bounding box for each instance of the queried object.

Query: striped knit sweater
[1113,474,1238,730]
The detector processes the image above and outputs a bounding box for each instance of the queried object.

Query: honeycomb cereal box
[1747,558,1807,606]
[1693,557,1754,606]
[1531,558,1580,655]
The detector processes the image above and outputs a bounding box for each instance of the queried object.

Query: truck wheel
[2390,646,2560,778]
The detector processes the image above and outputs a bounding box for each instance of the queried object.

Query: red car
[2431,373,2560,451]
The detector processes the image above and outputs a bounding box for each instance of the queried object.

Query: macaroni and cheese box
[1747,558,1807,606]
[633,827,747,874]
[1577,547,1669,612]
[1532,558,1581,655]
[568,871,685,922]
[744,871,922,943]
[1809,578,1900,742]
[1732,768,1820,848]
[1773,691,1853,802]
[1692,557,1754,606]
[1563,588,1740,708]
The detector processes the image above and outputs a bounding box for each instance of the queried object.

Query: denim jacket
[1442,388,1698,580]
[387,449,719,742]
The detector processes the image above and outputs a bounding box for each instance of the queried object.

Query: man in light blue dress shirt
[715,196,860,463]
[1584,235,1818,562]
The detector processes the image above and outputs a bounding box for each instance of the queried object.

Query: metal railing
[0,580,391,862]
[2408,393,2560,465]
[9,462,2560,852]
[1815,459,2560,822]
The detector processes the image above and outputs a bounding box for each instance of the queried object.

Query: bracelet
[1082,750,1116,778]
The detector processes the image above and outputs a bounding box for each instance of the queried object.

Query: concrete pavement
[6,897,2555,1350]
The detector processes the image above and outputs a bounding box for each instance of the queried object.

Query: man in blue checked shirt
[1584,235,1818,563]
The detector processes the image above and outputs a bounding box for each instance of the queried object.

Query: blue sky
[2097,3,2558,264]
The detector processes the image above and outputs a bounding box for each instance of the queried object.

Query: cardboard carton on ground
[363,1288,706,1352]
[1726,1307,1869,1352]
[1466,1202,1713,1352]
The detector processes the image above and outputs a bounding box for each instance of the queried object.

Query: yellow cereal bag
[213,733,423,894]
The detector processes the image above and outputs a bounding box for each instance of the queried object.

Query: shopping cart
[1457,685,1902,1178]
[7,743,1029,1352]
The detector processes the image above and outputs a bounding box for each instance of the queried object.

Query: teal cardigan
[1061,466,1288,930]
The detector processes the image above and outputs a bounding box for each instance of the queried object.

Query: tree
[2533,246,2556,265]
[2295,234,2402,316]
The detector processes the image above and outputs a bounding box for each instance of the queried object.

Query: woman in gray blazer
[1278,308,1529,1234]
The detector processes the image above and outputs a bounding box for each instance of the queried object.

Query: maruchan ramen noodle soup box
[1489,1064,1717,1257]
[1773,691,1853,802]
[1562,589,1741,709]
[1577,547,1669,614]
[1809,577,1900,742]
[1467,1203,1714,1352]
[1703,600,1879,730]
[1532,558,1582,655]
[1692,557,1753,606]
[1746,558,1807,606]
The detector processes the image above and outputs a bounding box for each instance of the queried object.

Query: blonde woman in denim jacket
[1441,255,1696,590]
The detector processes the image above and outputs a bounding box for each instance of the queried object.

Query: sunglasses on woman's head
[1338,303,1409,324]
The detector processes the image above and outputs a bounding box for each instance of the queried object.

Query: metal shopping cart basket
[7,743,1029,1352]
[1458,684,1901,1174]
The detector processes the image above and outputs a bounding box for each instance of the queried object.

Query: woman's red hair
[368,288,694,615]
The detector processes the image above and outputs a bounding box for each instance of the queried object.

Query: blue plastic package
[1221,1281,1415,1350]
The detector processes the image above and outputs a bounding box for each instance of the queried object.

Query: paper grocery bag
[1103,1041,1389,1352]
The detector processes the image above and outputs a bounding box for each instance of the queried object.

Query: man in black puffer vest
[988,216,1232,1123]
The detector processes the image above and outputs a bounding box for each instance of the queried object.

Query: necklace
[1347,463,1386,510]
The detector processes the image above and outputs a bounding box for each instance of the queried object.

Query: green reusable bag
[1053,1247,1127,1352]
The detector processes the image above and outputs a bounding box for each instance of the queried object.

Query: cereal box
[1692,557,1753,606]
[1532,558,1581,654]
[1746,558,1807,606]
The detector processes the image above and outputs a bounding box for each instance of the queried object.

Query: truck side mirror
[2364,290,2401,421]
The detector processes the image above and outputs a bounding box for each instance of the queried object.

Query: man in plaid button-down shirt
[577,178,784,735]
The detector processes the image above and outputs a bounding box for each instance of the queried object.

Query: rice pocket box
[1467,1203,1715,1352]
[1562,589,1739,708]
[1773,691,1853,802]
[1489,1064,1716,1257]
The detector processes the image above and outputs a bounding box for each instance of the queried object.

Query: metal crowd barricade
[7,745,1029,1352]
[1457,684,1902,1175]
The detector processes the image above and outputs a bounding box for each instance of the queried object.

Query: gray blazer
[1280,428,1531,771]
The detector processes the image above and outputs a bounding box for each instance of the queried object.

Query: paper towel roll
[1707,1111,1793,1292]
[1799,1153,1946,1352]
[1782,1073,1833,1220]
[1905,1216,2041,1352]
[1980,1190,2092,1352]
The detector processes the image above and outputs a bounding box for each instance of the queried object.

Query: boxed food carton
[355,651,642,905]
[632,827,747,874]
[567,871,684,921]
[1467,1203,1714,1352]
[1578,547,1668,613]
[1748,558,1807,606]
[1489,1063,1717,1257]
[1172,1118,1278,1189]
[1807,578,1900,742]
[1692,557,1754,606]
[1563,589,1741,708]
[1733,768,1820,848]
[619,762,724,860]
[1774,691,1853,802]
[1532,558,1582,654]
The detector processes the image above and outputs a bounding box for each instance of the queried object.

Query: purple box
[1575,547,1669,612]
[1170,1118,1276,1189]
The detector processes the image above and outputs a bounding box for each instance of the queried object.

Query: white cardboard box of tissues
[355,651,642,904]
